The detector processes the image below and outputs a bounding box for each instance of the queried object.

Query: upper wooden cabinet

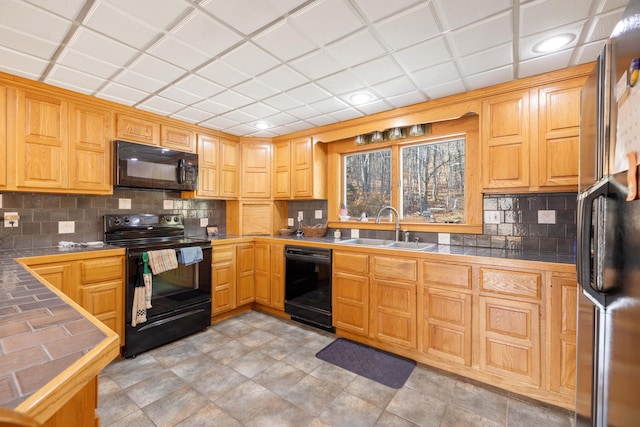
[241,142,272,198]
[220,137,240,199]
[273,137,327,200]
[0,85,6,189]
[115,113,159,146]
[186,133,239,199]
[160,124,195,153]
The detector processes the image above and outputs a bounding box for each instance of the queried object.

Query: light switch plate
[438,233,451,245]
[484,211,500,224]
[163,200,174,210]
[0,194,3,208]
[315,210,322,219]
[200,218,209,227]
[4,212,19,227]
[287,218,294,226]
[351,229,359,238]
[58,221,75,234]
[297,211,303,221]
[119,198,131,209]
[538,210,556,224]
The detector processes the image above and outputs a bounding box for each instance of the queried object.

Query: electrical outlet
[297,211,303,221]
[119,198,131,209]
[438,233,451,245]
[484,210,500,224]
[351,229,360,238]
[538,210,556,224]
[0,194,3,208]
[58,221,75,234]
[163,200,174,210]
[200,218,208,227]
[315,210,322,219]
[287,218,294,226]
[4,212,19,227]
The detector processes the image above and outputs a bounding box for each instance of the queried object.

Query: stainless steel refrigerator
[577,0,640,425]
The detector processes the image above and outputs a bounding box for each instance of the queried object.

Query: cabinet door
[161,124,195,153]
[13,90,68,189]
[292,137,312,198]
[273,141,291,199]
[69,103,112,193]
[479,296,541,386]
[254,243,271,305]
[333,271,369,335]
[548,274,578,397]
[197,133,219,197]
[220,138,239,198]
[482,90,530,189]
[212,260,235,314]
[115,113,159,146]
[236,243,255,306]
[270,243,285,310]
[0,85,6,188]
[371,279,417,349]
[29,262,74,299]
[538,80,582,188]
[80,281,124,345]
[241,143,271,198]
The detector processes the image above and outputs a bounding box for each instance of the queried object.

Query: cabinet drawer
[423,262,471,289]
[333,251,368,274]
[212,245,234,263]
[480,268,541,299]
[372,256,417,282]
[79,257,123,284]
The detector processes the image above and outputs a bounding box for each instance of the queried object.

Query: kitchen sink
[338,238,433,251]
[384,241,434,250]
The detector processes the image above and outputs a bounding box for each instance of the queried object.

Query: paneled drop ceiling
[0,0,629,137]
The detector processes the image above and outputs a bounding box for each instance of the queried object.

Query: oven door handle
[127,245,212,258]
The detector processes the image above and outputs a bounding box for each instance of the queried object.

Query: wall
[289,193,577,255]
[0,189,225,249]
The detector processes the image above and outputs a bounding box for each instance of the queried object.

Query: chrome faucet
[375,205,401,241]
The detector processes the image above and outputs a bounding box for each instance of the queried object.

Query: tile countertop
[0,245,121,409]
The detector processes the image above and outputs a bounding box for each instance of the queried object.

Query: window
[401,137,465,223]
[343,149,391,218]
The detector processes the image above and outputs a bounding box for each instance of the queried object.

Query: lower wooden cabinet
[255,242,285,310]
[23,251,125,346]
[333,251,369,335]
[236,243,255,306]
[371,279,417,349]
[211,245,236,315]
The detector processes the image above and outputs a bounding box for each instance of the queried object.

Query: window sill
[327,220,483,235]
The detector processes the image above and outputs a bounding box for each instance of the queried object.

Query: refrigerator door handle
[577,179,610,296]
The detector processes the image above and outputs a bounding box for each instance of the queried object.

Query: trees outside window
[343,149,391,218]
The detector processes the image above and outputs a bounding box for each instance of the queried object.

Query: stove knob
[173,216,179,223]
[113,217,121,225]
[123,216,130,223]
[165,215,172,223]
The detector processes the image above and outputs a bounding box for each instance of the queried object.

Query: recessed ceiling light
[349,92,373,105]
[532,33,575,53]
[254,121,271,130]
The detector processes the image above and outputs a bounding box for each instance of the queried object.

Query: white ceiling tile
[0,1,71,45]
[222,43,280,77]
[128,54,186,83]
[355,99,393,115]
[227,124,264,136]
[148,35,209,70]
[262,93,304,110]
[84,2,161,50]
[520,0,591,36]
[56,49,121,79]
[289,50,344,80]
[519,21,585,61]
[586,8,625,42]
[352,55,404,85]
[282,120,316,132]
[518,49,573,78]
[449,11,512,57]
[412,62,460,89]
[460,43,513,75]
[171,107,212,123]
[171,11,243,58]
[138,96,185,115]
[393,37,452,72]
[291,0,365,46]
[173,75,224,98]
[308,97,349,114]
[330,108,365,122]
[0,46,48,79]
[433,0,511,30]
[68,28,138,67]
[351,0,425,23]
[25,0,85,19]
[375,3,440,50]
[159,86,200,105]
[200,0,284,35]
[254,21,317,62]
[286,83,332,104]
[112,70,167,93]
[327,30,386,68]
[422,79,466,100]
[466,65,515,91]
[575,40,606,64]
[210,90,254,109]
[197,61,250,88]
[370,75,416,98]
[601,0,629,13]
[316,70,365,95]
[241,102,280,118]
[233,79,279,100]
[287,105,322,120]
[201,116,240,130]
[263,112,298,126]
[0,27,60,60]
[306,114,336,126]
[221,110,258,123]
[98,0,192,31]
[192,99,230,115]
[385,90,429,108]
[97,81,150,105]
[259,65,308,91]
[44,64,105,94]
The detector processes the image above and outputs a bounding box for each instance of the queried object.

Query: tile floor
[98,311,576,427]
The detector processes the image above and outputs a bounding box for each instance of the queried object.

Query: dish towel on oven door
[141,252,152,309]
[132,257,148,327]
[177,246,203,266]
[147,249,179,274]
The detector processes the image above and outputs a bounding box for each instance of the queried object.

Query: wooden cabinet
[0,85,6,189]
[333,251,370,336]
[273,137,327,200]
[69,103,112,193]
[270,243,285,310]
[115,113,159,146]
[160,124,195,153]
[226,200,287,236]
[547,274,578,398]
[211,245,236,315]
[254,242,285,310]
[236,243,255,306]
[188,134,240,199]
[24,251,125,346]
[420,261,472,366]
[220,137,240,198]
[241,142,271,198]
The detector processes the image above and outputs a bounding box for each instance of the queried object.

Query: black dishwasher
[284,245,333,331]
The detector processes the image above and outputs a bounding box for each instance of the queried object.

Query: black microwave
[114,140,198,191]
